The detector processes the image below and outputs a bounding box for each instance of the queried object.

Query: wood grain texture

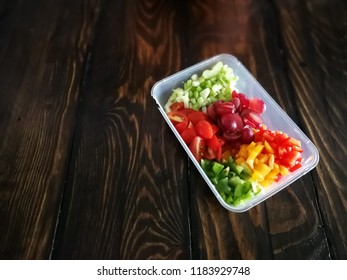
[52,0,191,259]
[1,0,345,260]
[273,0,347,259]
[182,0,330,259]
[0,0,101,259]
[246,0,331,259]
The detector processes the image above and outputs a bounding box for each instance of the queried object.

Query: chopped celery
[164,62,239,112]
[202,61,223,79]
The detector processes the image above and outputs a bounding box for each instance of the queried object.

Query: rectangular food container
[151,54,319,212]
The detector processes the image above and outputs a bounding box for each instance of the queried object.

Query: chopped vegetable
[201,157,263,206]
[164,62,305,207]
[164,62,239,112]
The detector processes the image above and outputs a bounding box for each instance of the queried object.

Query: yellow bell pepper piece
[265,173,278,181]
[255,162,272,177]
[238,144,249,159]
[260,180,272,187]
[246,144,264,169]
[268,154,275,169]
[258,153,269,163]
[247,141,257,152]
[265,163,280,181]
[264,140,274,153]
[280,165,290,176]
[251,170,264,181]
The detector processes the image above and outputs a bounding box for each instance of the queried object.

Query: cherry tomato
[206,134,220,152]
[179,108,196,115]
[194,120,214,139]
[187,111,207,124]
[180,128,198,144]
[204,143,222,161]
[189,136,205,162]
[211,124,219,134]
[167,111,188,126]
[174,122,188,133]
[204,147,216,160]
[169,102,184,111]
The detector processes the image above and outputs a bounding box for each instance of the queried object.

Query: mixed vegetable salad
[164,62,304,206]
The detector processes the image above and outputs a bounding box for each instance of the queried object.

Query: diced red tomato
[204,135,222,161]
[169,102,184,111]
[194,120,214,139]
[173,110,222,160]
[179,108,196,116]
[203,146,222,161]
[206,135,220,152]
[174,122,188,133]
[211,124,219,134]
[187,121,194,129]
[204,147,216,160]
[167,111,188,126]
[187,111,207,124]
[189,136,205,162]
[180,128,198,144]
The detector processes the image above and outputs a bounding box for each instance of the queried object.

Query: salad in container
[151,54,319,212]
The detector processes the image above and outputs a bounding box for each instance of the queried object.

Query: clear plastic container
[151,54,319,212]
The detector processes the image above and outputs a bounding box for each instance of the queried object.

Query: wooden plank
[273,0,347,259]
[183,0,330,259]
[239,0,330,260]
[52,0,192,259]
[0,0,101,259]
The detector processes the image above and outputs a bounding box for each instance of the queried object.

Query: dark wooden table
[0,0,346,260]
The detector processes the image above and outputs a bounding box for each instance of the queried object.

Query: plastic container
[151,54,319,212]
